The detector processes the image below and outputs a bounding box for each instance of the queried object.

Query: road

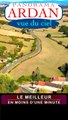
[21,87,31,93]
[2,30,41,73]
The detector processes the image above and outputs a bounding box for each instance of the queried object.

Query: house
[38,81,45,86]
[52,77,66,81]
[51,77,68,86]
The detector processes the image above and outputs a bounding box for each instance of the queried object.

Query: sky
[0,0,67,1]
[0,0,68,5]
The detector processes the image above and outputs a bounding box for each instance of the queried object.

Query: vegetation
[38,88,51,93]
[58,41,63,45]
[31,67,41,81]
[21,28,26,34]
[65,44,68,49]
[0,46,6,56]
[58,63,68,77]
[21,28,30,34]
[0,20,8,25]
[0,63,5,70]
[0,8,4,14]
[17,75,32,83]
[0,74,18,93]
[57,85,68,93]
[46,33,51,38]
[31,38,37,52]
[59,25,68,37]
[17,67,50,84]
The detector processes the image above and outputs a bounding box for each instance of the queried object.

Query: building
[38,81,45,86]
[52,77,66,81]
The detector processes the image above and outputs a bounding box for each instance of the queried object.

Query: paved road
[2,30,41,73]
[21,87,31,93]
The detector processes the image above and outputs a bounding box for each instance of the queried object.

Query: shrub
[0,20,8,25]
[65,44,68,49]
[58,41,63,45]
[46,34,51,38]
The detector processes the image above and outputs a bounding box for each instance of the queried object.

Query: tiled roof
[52,77,66,81]
[38,81,45,86]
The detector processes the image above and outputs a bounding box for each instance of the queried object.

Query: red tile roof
[53,77,66,81]
[38,81,45,86]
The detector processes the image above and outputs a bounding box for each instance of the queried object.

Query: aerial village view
[0,0,68,93]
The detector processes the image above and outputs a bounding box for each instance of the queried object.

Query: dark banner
[0,94,67,105]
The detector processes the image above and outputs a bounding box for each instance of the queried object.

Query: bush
[46,34,51,38]
[0,46,6,56]
[0,63,5,70]
[21,29,26,34]
[17,75,32,83]
[0,20,8,25]
[59,25,68,36]
[41,74,50,81]
[31,39,36,52]
[58,41,63,45]
[58,63,68,77]
[65,44,68,49]
[0,74,18,93]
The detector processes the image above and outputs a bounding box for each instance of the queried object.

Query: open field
[17,39,34,55]
[0,17,8,22]
[1,24,20,32]
[0,42,16,53]
[9,21,68,79]
[0,15,67,79]
[54,37,68,46]
[0,35,34,57]
[0,34,12,42]
[0,29,33,38]
[59,16,68,26]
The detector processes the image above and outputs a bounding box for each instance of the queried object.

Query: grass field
[0,42,16,53]
[17,39,34,55]
[54,37,68,46]
[9,16,68,79]
[0,17,8,21]
[0,29,33,38]
[0,35,34,57]
[59,16,68,26]
[1,24,18,31]
[0,34,12,42]
[0,22,34,60]
[0,15,68,79]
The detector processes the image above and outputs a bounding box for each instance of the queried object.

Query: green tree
[59,25,68,36]
[46,34,51,38]
[32,71,36,80]
[0,46,6,55]
[0,74,18,93]
[58,63,68,77]
[65,44,68,49]
[21,29,26,34]
[58,41,63,45]
[19,52,23,57]
[31,67,41,81]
